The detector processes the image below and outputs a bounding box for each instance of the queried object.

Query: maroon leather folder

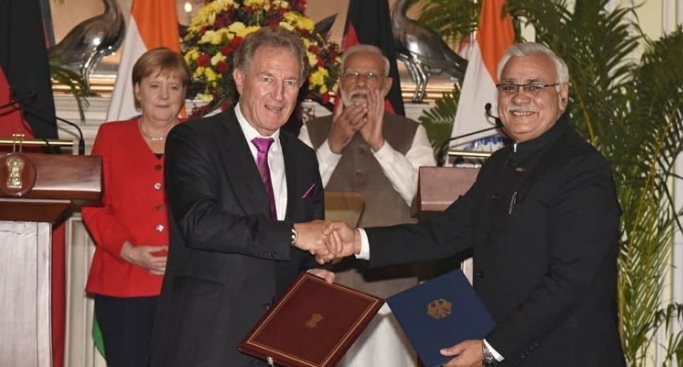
[238,272,384,367]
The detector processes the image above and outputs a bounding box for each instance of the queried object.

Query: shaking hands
[292,221,363,264]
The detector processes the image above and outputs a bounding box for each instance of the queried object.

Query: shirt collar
[234,102,281,146]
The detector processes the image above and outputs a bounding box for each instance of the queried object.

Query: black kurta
[366,118,625,366]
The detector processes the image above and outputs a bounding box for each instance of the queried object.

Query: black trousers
[94,294,158,367]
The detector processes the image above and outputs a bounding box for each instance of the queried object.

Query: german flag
[341,0,405,116]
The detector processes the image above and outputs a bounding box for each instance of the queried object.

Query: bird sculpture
[391,0,468,102]
[48,0,125,94]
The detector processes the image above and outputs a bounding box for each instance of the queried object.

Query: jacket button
[155,224,164,232]
[156,204,163,211]
[263,302,270,310]
[492,193,500,200]
[154,182,162,190]
[476,271,484,278]
[155,164,162,170]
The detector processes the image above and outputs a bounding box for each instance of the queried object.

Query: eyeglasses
[341,71,383,83]
[496,83,560,95]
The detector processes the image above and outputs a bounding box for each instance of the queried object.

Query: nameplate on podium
[238,272,384,367]
[386,269,495,367]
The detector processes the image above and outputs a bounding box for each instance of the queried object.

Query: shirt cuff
[484,339,504,362]
[371,139,392,158]
[355,228,370,260]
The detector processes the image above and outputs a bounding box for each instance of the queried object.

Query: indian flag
[450,0,515,150]
[106,0,182,121]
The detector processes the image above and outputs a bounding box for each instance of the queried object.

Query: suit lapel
[220,108,271,218]
[280,133,298,221]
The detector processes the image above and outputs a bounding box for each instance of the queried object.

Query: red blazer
[82,119,169,297]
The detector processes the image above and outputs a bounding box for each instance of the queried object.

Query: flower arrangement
[183,0,341,117]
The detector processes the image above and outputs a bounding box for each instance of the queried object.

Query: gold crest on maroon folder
[238,272,384,367]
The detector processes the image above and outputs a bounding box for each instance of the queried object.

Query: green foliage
[49,62,90,123]
[417,84,460,161]
[410,0,479,48]
[415,0,683,365]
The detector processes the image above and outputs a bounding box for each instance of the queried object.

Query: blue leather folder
[386,269,495,367]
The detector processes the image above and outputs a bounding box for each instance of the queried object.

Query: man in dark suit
[150,27,333,367]
[323,42,626,367]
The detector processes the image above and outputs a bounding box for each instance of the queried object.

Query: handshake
[292,220,362,264]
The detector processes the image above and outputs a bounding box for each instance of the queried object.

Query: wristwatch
[482,343,498,366]
[290,226,298,246]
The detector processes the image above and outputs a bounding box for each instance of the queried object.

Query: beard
[340,87,389,107]
[340,88,368,107]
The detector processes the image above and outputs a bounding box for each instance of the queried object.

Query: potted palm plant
[413,0,683,365]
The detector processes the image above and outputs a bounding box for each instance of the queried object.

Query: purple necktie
[252,137,277,219]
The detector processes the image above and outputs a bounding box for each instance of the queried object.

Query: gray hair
[341,44,391,77]
[497,42,569,85]
[233,26,307,82]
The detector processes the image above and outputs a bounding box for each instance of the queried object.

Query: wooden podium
[416,166,479,282]
[416,166,479,217]
[0,152,101,367]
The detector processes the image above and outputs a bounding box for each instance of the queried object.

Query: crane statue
[391,0,468,102]
[48,0,125,94]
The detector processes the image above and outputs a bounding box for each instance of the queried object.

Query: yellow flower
[199,30,217,45]
[306,52,317,67]
[197,93,214,102]
[228,22,246,35]
[245,0,266,6]
[273,0,289,9]
[204,67,218,82]
[279,21,295,32]
[211,53,227,66]
[185,49,199,63]
[237,26,261,38]
[193,66,205,79]
[309,67,328,87]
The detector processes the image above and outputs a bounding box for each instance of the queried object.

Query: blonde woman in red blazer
[82,48,190,367]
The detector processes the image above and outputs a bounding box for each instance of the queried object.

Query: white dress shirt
[298,122,435,206]
[235,103,287,220]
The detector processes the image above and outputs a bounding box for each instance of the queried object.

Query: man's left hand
[307,268,335,283]
[359,88,385,151]
[440,339,484,367]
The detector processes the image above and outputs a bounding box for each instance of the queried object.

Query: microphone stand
[9,98,86,155]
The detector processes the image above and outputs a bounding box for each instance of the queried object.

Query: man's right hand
[322,221,361,261]
[327,101,368,154]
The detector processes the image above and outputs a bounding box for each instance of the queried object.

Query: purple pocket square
[301,183,315,199]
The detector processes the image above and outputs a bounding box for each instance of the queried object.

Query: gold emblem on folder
[305,313,323,329]
[427,298,452,319]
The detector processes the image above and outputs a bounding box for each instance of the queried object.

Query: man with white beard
[298,44,435,367]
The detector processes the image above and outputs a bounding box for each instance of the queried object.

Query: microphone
[484,103,502,127]
[435,103,504,166]
[11,93,86,155]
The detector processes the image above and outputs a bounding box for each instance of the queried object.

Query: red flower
[230,37,242,49]
[309,45,319,54]
[220,44,232,56]
[216,61,229,73]
[196,53,211,67]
